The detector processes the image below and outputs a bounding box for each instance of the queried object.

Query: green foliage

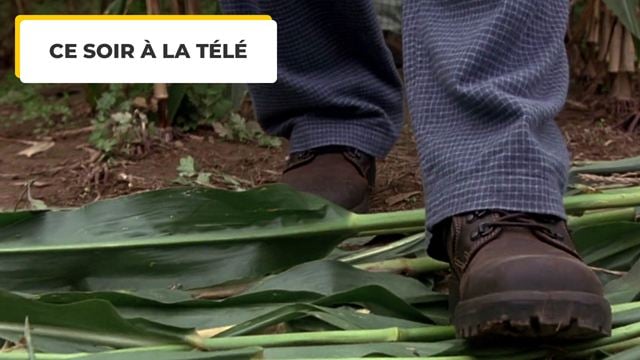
[604,0,640,39]
[174,84,233,131]
[175,86,281,147]
[213,113,282,148]
[603,0,640,58]
[174,156,253,190]
[174,155,212,187]
[89,84,131,153]
[0,75,72,132]
[89,84,155,156]
[1,184,640,358]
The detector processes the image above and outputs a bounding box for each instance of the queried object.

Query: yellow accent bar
[14,14,273,78]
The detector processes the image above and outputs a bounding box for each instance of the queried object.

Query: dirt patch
[1,94,639,212]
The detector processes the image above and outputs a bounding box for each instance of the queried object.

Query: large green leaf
[3,184,640,293]
[0,186,360,292]
[0,210,43,227]
[574,222,640,270]
[263,340,465,358]
[0,347,263,360]
[33,261,445,331]
[604,0,640,39]
[605,261,640,304]
[0,291,199,353]
[218,304,428,337]
[241,261,430,301]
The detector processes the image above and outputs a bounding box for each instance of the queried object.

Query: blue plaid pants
[220,1,571,229]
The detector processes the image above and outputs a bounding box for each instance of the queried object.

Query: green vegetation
[0,170,639,358]
[174,155,254,189]
[0,75,72,133]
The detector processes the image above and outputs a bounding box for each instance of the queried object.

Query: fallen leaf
[11,181,51,188]
[17,141,55,158]
[196,325,233,338]
[385,191,421,206]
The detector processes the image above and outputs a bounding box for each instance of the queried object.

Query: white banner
[15,15,277,84]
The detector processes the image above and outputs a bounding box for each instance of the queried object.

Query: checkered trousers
[220,0,571,230]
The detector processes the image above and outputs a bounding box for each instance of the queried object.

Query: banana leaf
[605,261,640,304]
[5,184,640,293]
[0,291,201,353]
[574,222,640,270]
[603,0,640,39]
[0,210,42,227]
[0,186,423,292]
[217,304,428,337]
[0,348,263,360]
[31,261,446,331]
[262,340,466,359]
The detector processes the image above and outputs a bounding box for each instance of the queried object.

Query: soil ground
[1,89,639,212]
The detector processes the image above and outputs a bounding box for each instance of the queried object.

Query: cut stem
[201,326,455,350]
[568,207,639,228]
[350,210,425,234]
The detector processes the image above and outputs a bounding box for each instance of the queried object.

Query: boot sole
[453,291,611,340]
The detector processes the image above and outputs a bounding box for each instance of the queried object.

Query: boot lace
[469,211,564,241]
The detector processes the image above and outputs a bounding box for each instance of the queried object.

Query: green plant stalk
[564,321,640,352]
[0,355,473,360]
[564,336,640,358]
[564,190,640,213]
[357,226,424,236]
[201,326,455,350]
[613,301,640,314]
[340,232,425,263]
[567,207,639,229]
[350,210,425,234]
[350,190,640,236]
[355,256,449,274]
[296,358,476,360]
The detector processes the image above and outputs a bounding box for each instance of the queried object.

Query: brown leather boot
[281,146,375,213]
[440,210,611,339]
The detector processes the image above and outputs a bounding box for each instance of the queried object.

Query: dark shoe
[281,146,375,212]
[440,210,611,339]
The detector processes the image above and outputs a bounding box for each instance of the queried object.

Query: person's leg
[404,0,611,338]
[220,1,403,211]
